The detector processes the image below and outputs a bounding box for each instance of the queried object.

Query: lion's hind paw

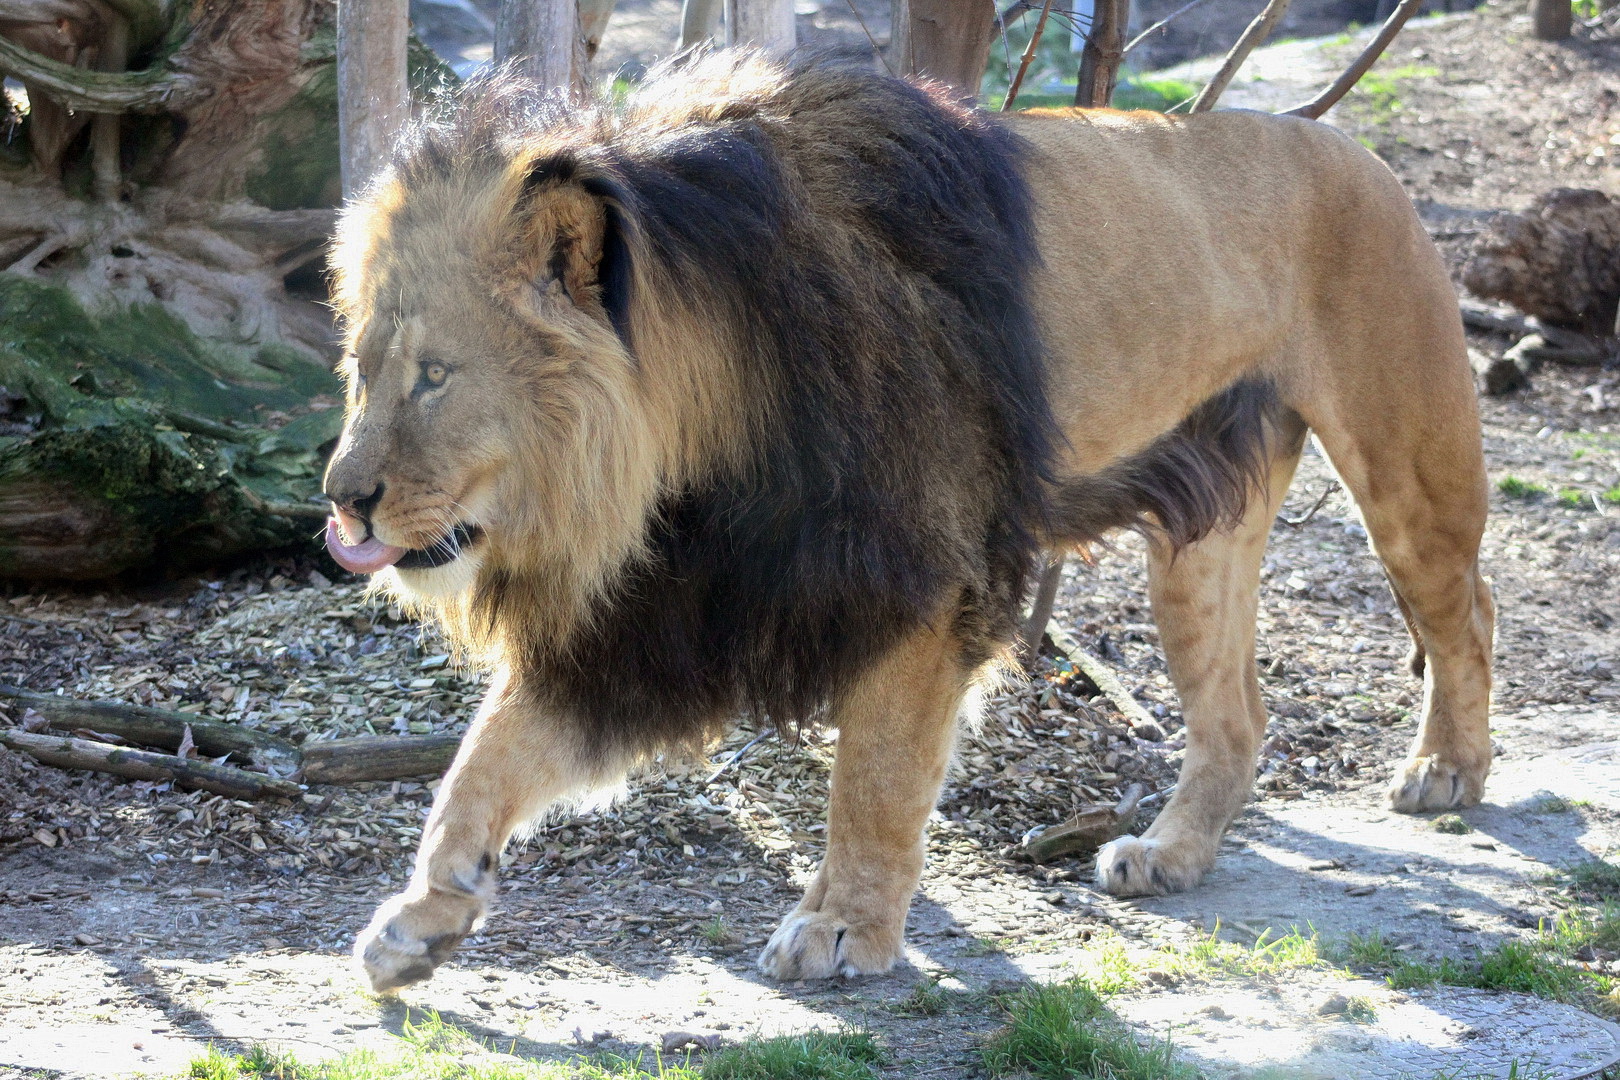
[1094,836,1209,897]
[1388,754,1486,813]
[757,912,900,981]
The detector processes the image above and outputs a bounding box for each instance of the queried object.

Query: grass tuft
[1433,814,1472,834]
[181,1016,882,1080]
[703,1032,881,1080]
[982,980,1200,1080]
[1496,475,1548,499]
[1566,859,1620,903]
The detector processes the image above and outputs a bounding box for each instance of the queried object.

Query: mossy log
[0,3,454,580]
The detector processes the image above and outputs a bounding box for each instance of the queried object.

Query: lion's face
[323,164,656,607]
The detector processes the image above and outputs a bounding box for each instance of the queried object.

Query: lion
[322,53,1493,991]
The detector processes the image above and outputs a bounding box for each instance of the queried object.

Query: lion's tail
[1047,378,1287,552]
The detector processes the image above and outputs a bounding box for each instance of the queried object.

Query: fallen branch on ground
[1037,624,1165,739]
[1020,783,1145,861]
[0,684,299,772]
[300,734,461,784]
[0,729,303,800]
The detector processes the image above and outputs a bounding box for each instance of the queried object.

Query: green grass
[1342,995,1379,1023]
[1497,475,1549,499]
[1557,488,1590,509]
[1566,859,1620,903]
[184,1017,881,1080]
[1328,929,1402,967]
[889,977,955,1017]
[1433,814,1472,834]
[1161,926,1327,980]
[982,980,1201,1080]
[703,1033,881,1080]
[1352,63,1439,116]
[699,917,733,947]
[1603,486,1620,506]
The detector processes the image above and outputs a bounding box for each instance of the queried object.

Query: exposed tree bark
[891,0,995,97]
[1531,0,1573,40]
[1463,189,1620,336]
[338,0,409,198]
[681,0,722,48]
[0,685,301,772]
[1075,0,1129,107]
[1190,0,1289,112]
[300,734,461,783]
[495,0,585,92]
[0,729,304,799]
[725,0,794,53]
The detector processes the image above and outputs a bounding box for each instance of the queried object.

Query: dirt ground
[3,2,1619,1078]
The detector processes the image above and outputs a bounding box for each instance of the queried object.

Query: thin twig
[1190,0,1292,112]
[990,0,1037,42]
[707,729,775,784]
[1284,0,1424,119]
[843,0,894,76]
[1002,0,1057,112]
[1123,0,1217,55]
[1282,481,1339,528]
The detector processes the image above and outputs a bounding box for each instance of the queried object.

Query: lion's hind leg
[1096,412,1308,897]
[354,673,627,992]
[1305,353,1494,814]
[758,621,972,980]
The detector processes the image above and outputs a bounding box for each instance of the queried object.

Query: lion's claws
[757,912,899,981]
[1388,755,1486,813]
[1094,836,1209,897]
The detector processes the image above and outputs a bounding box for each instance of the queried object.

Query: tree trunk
[725,0,795,53]
[496,0,585,92]
[1531,0,1573,40]
[1075,0,1129,107]
[337,0,410,198]
[681,0,723,48]
[890,0,995,97]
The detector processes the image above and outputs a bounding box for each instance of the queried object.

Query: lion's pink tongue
[325,517,406,575]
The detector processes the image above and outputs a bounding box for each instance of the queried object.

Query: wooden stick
[1017,555,1065,657]
[300,734,461,784]
[1283,0,1423,120]
[1190,0,1291,113]
[0,730,302,800]
[1001,0,1055,112]
[0,685,299,772]
[1069,651,1162,733]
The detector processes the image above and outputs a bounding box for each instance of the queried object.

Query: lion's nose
[327,481,385,523]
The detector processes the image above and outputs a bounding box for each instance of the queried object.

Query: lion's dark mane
[395,57,1272,757]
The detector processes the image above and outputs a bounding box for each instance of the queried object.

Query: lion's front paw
[1094,836,1210,897]
[353,889,483,993]
[757,911,902,981]
[1388,754,1486,813]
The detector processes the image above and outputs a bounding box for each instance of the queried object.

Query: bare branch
[0,33,200,113]
[1123,0,1216,56]
[1001,0,1055,112]
[1284,0,1423,120]
[1190,0,1291,113]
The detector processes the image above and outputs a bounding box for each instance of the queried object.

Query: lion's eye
[419,360,450,389]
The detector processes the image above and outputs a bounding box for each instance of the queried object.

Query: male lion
[324,54,1492,991]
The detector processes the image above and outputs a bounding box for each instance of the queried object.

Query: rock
[1317,993,1350,1015]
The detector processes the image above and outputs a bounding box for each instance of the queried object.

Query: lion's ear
[518,166,633,343]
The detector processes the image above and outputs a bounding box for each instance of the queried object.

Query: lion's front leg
[355,673,609,992]
[758,623,970,981]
